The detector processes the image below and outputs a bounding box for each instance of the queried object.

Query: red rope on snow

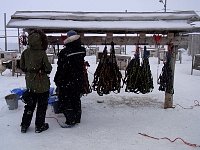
[138,133,200,148]
[160,137,200,148]
[138,133,159,140]
[138,101,200,147]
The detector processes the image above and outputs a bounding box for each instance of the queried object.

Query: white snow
[13,11,197,19]
[0,47,200,150]
[7,11,198,30]
[8,19,193,30]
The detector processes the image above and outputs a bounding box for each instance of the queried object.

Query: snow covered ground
[0,48,200,150]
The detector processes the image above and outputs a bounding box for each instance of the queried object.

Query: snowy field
[0,48,200,150]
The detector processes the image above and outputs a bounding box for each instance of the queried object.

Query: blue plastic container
[48,95,58,104]
[11,87,56,103]
[49,87,54,96]
[11,88,26,97]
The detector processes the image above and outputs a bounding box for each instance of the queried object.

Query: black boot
[21,126,28,133]
[63,109,76,124]
[75,110,81,123]
[35,123,49,133]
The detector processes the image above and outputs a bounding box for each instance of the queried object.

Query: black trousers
[58,86,81,124]
[21,91,49,128]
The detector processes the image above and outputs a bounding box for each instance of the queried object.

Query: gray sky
[0,0,200,44]
[1,0,199,14]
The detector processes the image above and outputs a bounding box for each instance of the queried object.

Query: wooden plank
[48,35,188,46]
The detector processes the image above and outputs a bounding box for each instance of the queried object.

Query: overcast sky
[0,0,200,43]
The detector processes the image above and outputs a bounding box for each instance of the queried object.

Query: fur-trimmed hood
[63,35,80,44]
[28,29,48,51]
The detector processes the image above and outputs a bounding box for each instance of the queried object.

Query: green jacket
[20,32,52,93]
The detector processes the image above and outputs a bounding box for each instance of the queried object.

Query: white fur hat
[63,30,80,44]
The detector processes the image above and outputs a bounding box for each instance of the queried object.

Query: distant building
[0,42,18,51]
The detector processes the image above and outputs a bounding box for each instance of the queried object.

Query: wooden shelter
[6,11,200,46]
[6,11,200,108]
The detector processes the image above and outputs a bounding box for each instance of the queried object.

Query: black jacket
[54,36,86,94]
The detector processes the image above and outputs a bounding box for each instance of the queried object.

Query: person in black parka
[54,30,86,126]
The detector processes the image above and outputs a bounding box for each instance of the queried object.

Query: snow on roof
[7,19,192,31]
[7,11,200,33]
[191,21,200,27]
[10,11,199,20]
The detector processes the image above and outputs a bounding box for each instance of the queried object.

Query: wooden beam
[47,35,188,46]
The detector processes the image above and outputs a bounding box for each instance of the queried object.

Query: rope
[46,116,70,128]
[82,61,92,95]
[194,100,200,106]
[172,100,200,109]
[138,101,200,148]
[138,133,200,148]
[123,45,153,94]
[46,116,63,127]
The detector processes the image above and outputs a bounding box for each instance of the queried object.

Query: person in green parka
[20,29,52,133]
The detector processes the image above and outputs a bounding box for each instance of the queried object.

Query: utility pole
[164,0,167,12]
[4,13,7,51]
[159,0,167,12]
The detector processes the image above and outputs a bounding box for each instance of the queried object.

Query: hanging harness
[92,42,122,96]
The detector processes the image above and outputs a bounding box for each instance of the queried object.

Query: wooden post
[79,32,84,39]
[164,45,177,109]
[57,44,59,54]
[106,33,113,43]
[156,44,160,64]
[12,59,15,76]
[106,33,113,38]
[4,13,7,51]
[191,55,194,75]
[164,93,173,109]
[18,28,21,53]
